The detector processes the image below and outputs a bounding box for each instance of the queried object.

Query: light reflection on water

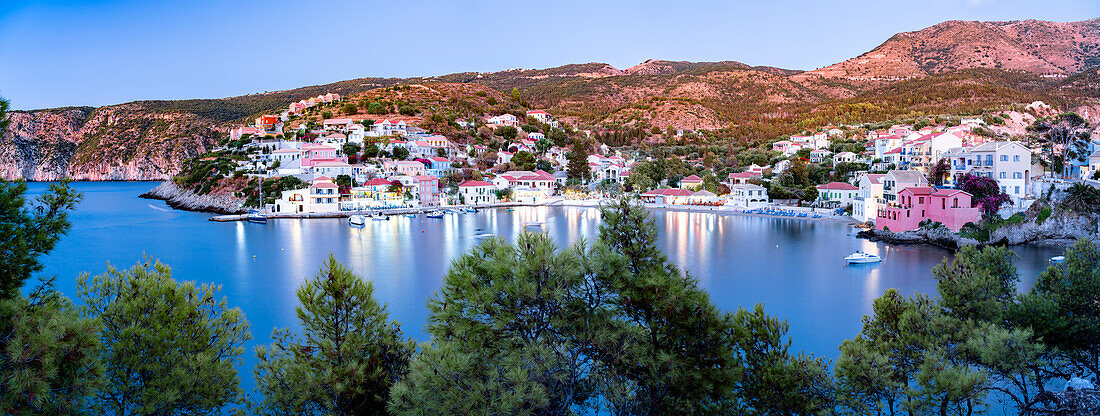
[27,182,1066,395]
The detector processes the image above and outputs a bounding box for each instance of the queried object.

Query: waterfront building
[876,187,981,232]
[679,175,704,190]
[458,180,497,205]
[852,174,886,222]
[816,182,859,207]
[942,141,1033,201]
[882,170,929,204]
[640,188,693,205]
[727,184,769,208]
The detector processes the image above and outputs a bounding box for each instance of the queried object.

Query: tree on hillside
[1,280,100,415]
[535,138,552,155]
[253,256,413,415]
[0,97,9,133]
[0,180,82,299]
[1029,113,1092,178]
[566,141,591,184]
[510,150,535,171]
[366,102,386,115]
[957,173,1011,217]
[363,143,380,158]
[79,259,251,415]
[321,110,333,119]
[495,125,517,141]
[835,289,986,416]
[1016,239,1100,382]
[341,142,360,158]
[341,103,358,115]
[1061,183,1100,212]
[392,146,409,160]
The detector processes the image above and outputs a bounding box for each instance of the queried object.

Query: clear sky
[0,0,1097,110]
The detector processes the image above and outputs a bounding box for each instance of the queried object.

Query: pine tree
[253,255,414,415]
[79,259,251,415]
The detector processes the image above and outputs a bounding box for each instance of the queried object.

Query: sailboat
[246,177,268,224]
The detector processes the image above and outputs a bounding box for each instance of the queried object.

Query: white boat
[524,221,545,228]
[372,213,389,221]
[426,211,445,219]
[245,210,268,224]
[845,251,882,264]
[474,232,494,239]
[1050,256,1066,262]
[348,214,367,226]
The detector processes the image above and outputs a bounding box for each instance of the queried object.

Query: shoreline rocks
[139,181,246,215]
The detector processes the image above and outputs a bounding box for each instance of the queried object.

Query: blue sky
[0,0,1097,110]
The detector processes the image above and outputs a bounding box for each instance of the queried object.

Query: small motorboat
[524,221,545,228]
[348,214,367,226]
[474,233,494,239]
[1050,256,1066,262]
[245,210,268,224]
[426,211,445,219]
[845,251,882,264]
[464,207,479,213]
[372,213,389,221]
[406,213,417,218]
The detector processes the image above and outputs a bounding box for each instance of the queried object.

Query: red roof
[312,182,338,188]
[527,110,550,115]
[681,175,703,183]
[363,178,392,187]
[642,188,693,197]
[459,180,494,187]
[728,172,761,179]
[884,147,902,154]
[816,182,858,191]
[902,186,934,195]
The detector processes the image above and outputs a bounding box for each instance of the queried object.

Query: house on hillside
[876,187,981,232]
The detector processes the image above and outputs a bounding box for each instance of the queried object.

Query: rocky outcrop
[1,104,221,181]
[990,210,1100,245]
[857,226,980,250]
[140,181,246,214]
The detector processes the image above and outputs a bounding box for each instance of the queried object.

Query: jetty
[210,202,527,222]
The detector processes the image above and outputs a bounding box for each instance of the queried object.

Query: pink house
[301,143,348,169]
[876,187,981,232]
[412,175,441,206]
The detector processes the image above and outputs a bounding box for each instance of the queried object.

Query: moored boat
[844,251,882,264]
[348,214,367,226]
[426,211,445,218]
[245,210,268,224]
[1050,255,1066,262]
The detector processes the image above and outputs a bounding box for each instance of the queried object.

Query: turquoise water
[28,181,1064,396]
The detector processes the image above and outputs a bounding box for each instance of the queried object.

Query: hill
[811,18,1100,79]
[3,18,1099,180]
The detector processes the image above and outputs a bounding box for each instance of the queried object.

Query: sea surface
[28,181,1065,396]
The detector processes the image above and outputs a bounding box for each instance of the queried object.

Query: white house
[853,174,886,222]
[943,141,1032,201]
[458,180,497,205]
[816,182,859,207]
[486,114,519,127]
[273,176,340,214]
[727,184,769,209]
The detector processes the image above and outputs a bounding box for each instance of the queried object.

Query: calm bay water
[29,181,1065,395]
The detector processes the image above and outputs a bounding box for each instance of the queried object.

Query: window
[1014,186,1020,194]
[1000,172,1007,179]
[1013,155,1021,162]
[1001,155,1008,161]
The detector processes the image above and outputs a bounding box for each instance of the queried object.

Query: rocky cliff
[1,104,221,181]
[139,181,246,214]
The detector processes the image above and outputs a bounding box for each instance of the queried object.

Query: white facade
[727,184,769,208]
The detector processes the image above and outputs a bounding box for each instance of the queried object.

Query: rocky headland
[139,181,247,215]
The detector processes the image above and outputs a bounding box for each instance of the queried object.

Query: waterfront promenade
[213,197,858,225]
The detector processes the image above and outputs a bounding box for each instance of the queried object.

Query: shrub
[1036,207,1053,225]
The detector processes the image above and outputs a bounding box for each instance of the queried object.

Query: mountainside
[811,18,1100,79]
[3,18,1099,180]
[1,104,222,180]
